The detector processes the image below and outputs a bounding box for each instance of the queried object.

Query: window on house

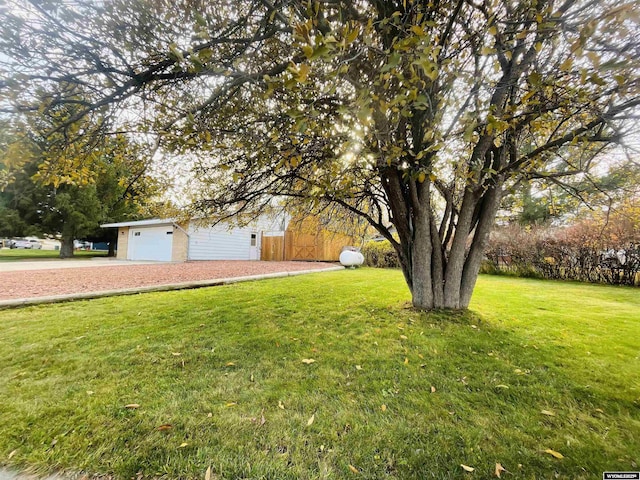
[134,232,141,236]
[250,233,257,246]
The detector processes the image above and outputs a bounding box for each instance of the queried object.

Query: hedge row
[361,240,401,268]
[484,224,640,286]
[361,225,639,287]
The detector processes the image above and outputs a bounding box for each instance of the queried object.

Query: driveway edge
[0,266,345,310]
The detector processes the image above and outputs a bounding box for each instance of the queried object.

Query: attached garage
[101,219,190,262]
[102,214,354,263]
[128,225,174,261]
[101,218,269,262]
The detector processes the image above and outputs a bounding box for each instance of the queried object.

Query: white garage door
[129,226,173,261]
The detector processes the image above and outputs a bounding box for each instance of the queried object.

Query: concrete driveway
[0,258,160,272]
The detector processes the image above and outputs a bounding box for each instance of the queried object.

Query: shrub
[484,219,639,286]
[479,260,501,275]
[362,240,401,268]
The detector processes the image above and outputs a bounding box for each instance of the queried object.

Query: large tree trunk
[459,184,503,307]
[107,229,117,257]
[408,204,434,309]
[59,235,74,258]
[395,183,503,311]
[442,188,479,309]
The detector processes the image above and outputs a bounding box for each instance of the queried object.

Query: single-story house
[101,216,286,262]
[102,214,359,263]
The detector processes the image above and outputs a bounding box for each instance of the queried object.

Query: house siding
[105,214,290,263]
[188,223,255,260]
[171,224,189,262]
[116,227,130,260]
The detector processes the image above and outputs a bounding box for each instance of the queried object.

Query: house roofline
[100,218,176,228]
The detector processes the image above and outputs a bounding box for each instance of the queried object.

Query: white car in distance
[10,238,43,249]
[28,239,42,249]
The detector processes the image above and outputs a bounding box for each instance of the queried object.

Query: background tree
[40,183,103,257]
[0,163,46,239]
[0,121,46,238]
[1,0,638,308]
[0,117,163,257]
[499,158,640,226]
[92,135,169,257]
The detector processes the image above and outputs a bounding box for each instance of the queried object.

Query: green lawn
[0,249,108,261]
[0,270,638,479]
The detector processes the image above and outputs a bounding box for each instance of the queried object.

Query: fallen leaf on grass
[278,401,285,410]
[86,391,94,395]
[461,464,475,472]
[156,424,173,431]
[541,410,555,416]
[381,404,387,412]
[430,386,436,393]
[400,335,408,340]
[225,362,235,366]
[307,414,315,426]
[171,352,181,356]
[302,358,316,364]
[355,365,363,371]
[495,385,509,389]
[544,449,564,459]
[205,466,212,480]
[178,443,188,448]
[8,449,17,459]
[207,412,212,417]
[594,408,604,413]
[348,464,359,474]
[225,402,237,407]
[404,357,409,365]
[124,404,140,409]
[495,463,506,477]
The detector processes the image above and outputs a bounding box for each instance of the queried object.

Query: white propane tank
[339,249,364,267]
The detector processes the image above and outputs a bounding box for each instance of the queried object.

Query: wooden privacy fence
[261,235,285,261]
[261,230,354,262]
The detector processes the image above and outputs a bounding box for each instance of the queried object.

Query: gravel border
[0,266,344,310]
